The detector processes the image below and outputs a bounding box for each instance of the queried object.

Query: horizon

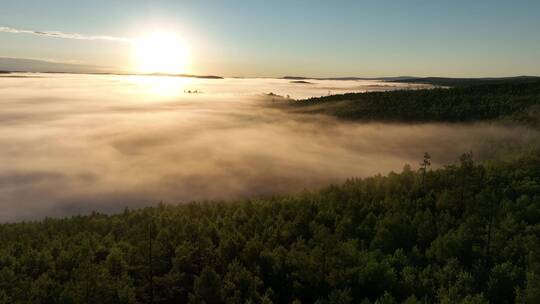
[2,57,540,80]
[2,0,540,77]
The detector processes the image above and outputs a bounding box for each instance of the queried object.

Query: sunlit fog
[0,74,537,221]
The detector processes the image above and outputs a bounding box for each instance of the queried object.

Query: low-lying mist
[0,74,537,221]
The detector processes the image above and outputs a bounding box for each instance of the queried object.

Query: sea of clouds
[0,74,537,221]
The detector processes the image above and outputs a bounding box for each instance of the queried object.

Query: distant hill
[147,73,223,79]
[283,75,540,87]
[0,57,223,79]
[392,76,540,87]
[290,80,314,84]
[0,57,111,74]
[283,75,416,81]
[293,80,540,125]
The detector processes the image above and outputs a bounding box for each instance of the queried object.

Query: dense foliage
[295,81,540,124]
[1,151,539,303]
[392,77,540,87]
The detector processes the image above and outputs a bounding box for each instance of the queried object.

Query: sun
[133,32,188,74]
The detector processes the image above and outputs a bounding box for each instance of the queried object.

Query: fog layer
[0,74,536,221]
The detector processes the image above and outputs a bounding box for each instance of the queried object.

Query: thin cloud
[0,26,132,43]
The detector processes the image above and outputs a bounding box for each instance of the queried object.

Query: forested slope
[392,76,540,87]
[1,151,539,303]
[294,81,540,124]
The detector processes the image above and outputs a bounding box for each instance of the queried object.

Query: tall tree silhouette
[420,152,431,188]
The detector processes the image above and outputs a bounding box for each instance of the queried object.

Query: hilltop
[282,75,540,86]
[291,80,540,125]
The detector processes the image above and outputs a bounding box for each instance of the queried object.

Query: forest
[392,76,540,87]
[294,81,540,124]
[1,149,539,303]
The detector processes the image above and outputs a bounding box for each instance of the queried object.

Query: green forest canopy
[293,81,540,124]
[1,150,539,303]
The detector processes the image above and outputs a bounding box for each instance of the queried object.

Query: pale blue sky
[1,0,539,77]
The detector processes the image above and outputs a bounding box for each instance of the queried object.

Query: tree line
[0,149,539,303]
[295,81,540,125]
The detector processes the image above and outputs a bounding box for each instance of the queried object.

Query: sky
[0,0,539,77]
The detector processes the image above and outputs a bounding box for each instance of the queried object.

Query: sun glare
[133,32,188,74]
[128,75,192,97]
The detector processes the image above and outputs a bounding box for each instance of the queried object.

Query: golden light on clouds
[133,32,188,74]
[127,75,193,96]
